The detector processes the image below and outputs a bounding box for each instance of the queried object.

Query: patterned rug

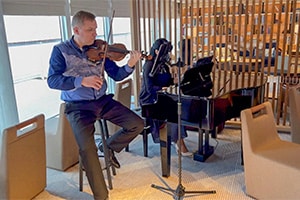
[34,127,290,200]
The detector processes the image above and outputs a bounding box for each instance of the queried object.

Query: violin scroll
[140,50,153,61]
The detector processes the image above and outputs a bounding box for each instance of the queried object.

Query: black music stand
[151,58,216,199]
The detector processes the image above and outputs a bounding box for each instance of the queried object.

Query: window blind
[1,0,131,17]
[70,0,131,17]
[1,0,67,15]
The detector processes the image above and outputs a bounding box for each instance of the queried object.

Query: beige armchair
[45,103,79,171]
[241,101,300,199]
[0,114,46,199]
[288,86,300,144]
[106,79,132,134]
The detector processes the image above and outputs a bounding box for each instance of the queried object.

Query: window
[5,16,61,82]
[5,15,62,121]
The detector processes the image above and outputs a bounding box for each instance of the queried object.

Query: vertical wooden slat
[218,0,227,92]
[219,0,224,60]
[258,1,266,89]
[194,0,199,60]
[273,0,283,76]
[294,8,300,75]
[179,0,183,62]
[162,0,166,38]
[141,0,146,53]
[249,1,257,78]
[224,1,230,65]
[245,1,252,88]
[282,0,298,125]
[174,0,178,58]
[277,0,293,125]
[213,0,218,92]
[157,0,161,38]
[209,0,218,97]
[152,0,156,40]
[147,0,151,52]
[194,0,200,62]
[261,0,267,73]
[240,1,245,81]
[188,0,193,66]
[244,1,249,74]
[280,0,290,76]
[180,0,184,64]
[131,0,141,108]
[287,0,297,76]
[266,0,275,74]
[201,0,206,58]
[261,0,269,108]
[184,0,188,50]
[228,0,236,91]
[276,8,284,121]
[276,0,290,124]
[168,0,172,44]
[236,0,242,88]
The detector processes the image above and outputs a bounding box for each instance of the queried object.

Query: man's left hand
[127,50,141,68]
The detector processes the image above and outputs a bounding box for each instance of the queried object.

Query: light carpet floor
[34,127,290,200]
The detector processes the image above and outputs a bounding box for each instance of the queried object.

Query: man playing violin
[47,10,144,200]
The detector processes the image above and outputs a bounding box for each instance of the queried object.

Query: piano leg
[154,123,217,197]
[159,123,171,177]
[193,129,214,162]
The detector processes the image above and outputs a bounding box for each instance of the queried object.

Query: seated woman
[139,38,192,156]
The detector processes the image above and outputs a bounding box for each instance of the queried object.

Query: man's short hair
[72,10,96,28]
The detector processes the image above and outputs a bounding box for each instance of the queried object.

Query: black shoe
[98,143,121,169]
[110,154,121,169]
[98,143,104,152]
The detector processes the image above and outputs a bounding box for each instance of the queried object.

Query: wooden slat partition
[132,0,300,129]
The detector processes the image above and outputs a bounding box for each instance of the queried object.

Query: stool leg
[102,120,116,176]
[143,119,151,157]
[79,155,83,191]
[143,127,149,157]
[99,120,114,190]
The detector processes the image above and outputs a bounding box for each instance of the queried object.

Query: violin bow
[100,9,115,77]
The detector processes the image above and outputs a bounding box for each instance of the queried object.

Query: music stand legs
[151,126,216,199]
[152,183,216,200]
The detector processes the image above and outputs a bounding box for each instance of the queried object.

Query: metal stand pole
[151,58,216,199]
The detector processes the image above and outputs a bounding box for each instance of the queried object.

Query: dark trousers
[65,94,144,200]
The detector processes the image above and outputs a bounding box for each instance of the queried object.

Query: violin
[86,39,152,63]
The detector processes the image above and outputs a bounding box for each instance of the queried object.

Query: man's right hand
[81,75,103,90]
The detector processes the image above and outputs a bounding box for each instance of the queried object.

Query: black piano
[142,60,267,177]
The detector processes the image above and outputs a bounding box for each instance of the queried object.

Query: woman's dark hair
[149,38,173,58]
